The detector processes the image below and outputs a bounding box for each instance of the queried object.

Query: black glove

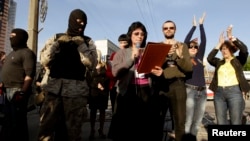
[12,91,25,103]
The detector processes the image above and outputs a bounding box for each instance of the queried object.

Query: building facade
[0,0,16,54]
[95,39,119,62]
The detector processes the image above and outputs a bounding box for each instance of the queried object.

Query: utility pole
[27,0,39,55]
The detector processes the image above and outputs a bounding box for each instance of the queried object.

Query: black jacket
[207,38,250,93]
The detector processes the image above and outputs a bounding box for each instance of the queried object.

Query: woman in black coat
[88,49,109,139]
[207,25,250,125]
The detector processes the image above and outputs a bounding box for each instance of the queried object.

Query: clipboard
[137,42,172,73]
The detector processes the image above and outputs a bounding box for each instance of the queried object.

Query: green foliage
[243,56,250,71]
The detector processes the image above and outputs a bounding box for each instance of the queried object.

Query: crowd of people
[0,8,249,141]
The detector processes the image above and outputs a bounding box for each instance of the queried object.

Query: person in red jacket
[106,34,129,113]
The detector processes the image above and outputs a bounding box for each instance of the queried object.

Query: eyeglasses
[133,32,145,36]
[163,27,175,30]
[189,46,198,49]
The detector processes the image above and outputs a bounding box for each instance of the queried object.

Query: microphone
[136,42,141,48]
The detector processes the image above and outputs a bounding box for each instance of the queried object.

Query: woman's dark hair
[220,40,238,54]
[126,21,148,48]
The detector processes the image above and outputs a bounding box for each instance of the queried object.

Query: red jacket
[106,52,117,90]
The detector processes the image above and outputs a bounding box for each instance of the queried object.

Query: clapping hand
[168,44,176,56]
[226,24,233,39]
[219,31,225,44]
[193,15,197,27]
[215,31,225,50]
[199,12,206,25]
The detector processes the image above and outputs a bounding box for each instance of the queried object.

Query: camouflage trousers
[38,92,88,141]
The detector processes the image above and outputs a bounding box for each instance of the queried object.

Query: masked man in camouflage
[38,9,97,141]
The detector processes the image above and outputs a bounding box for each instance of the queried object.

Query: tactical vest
[49,39,86,81]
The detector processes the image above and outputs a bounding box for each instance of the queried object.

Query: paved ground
[1,98,250,141]
[27,106,114,141]
[196,98,250,141]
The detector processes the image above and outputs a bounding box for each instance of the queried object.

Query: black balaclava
[67,9,87,37]
[10,28,28,51]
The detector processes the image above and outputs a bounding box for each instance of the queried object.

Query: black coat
[207,38,250,93]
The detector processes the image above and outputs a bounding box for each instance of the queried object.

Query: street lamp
[27,0,48,56]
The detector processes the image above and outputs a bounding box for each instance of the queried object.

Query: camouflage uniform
[38,34,97,141]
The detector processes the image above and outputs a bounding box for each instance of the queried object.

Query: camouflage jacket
[39,34,97,97]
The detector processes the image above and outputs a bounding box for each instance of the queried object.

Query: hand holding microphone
[131,42,141,59]
[136,42,141,48]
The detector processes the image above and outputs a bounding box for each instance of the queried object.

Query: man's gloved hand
[12,91,25,103]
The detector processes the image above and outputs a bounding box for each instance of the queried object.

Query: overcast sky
[15,0,250,69]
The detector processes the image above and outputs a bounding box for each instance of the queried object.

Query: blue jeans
[214,85,245,124]
[185,87,207,136]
